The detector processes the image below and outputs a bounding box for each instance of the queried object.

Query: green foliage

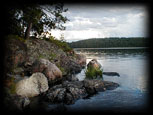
[59,66,65,75]
[38,51,57,61]
[7,3,69,38]
[85,65,103,79]
[44,36,72,52]
[69,37,148,48]
[56,63,66,75]
[6,35,25,42]
[38,54,46,59]
[49,52,57,60]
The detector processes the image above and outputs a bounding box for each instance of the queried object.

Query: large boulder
[16,72,49,97]
[76,54,86,68]
[87,59,102,69]
[86,59,103,79]
[32,59,62,82]
[59,54,82,74]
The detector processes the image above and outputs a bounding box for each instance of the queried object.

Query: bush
[43,36,72,52]
[6,35,25,42]
[85,65,103,79]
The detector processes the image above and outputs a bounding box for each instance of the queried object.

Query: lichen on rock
[16,72,49,97]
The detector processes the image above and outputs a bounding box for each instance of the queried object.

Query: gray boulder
[16,72,49,97]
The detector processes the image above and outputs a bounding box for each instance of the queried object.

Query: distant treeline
[68,37,148,48]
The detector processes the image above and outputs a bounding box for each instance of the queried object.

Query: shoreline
[74,47,148,50]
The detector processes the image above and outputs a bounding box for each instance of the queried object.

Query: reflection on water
[71,48,149,112]
[47,48,149,112]
[75,48,149,92]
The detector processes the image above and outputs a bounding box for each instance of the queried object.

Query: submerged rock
[83,79,105,94]
[83,79,119,94]
[103,72,120,77]
[16,72,49,97]
[45,79,119,105]
[102,81,120,90]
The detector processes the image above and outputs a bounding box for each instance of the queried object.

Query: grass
[6,34,25,42]
[85,65,103,79]
[38,54,46,59]
[43,36,72,53]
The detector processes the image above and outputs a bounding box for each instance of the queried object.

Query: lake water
[47,48,149,112]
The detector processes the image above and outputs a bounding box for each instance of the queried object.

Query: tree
[59,33,66,42]
[7,3,69,39]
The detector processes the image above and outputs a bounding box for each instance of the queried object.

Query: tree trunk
[25,22,32,39]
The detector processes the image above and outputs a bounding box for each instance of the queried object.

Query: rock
[62,80,84,89]
[16,72,48,97]
[45,79,119,105]
[13,67,24,75]
[60,54,82,74]
[103,81,120,90]
[4,38,27,74]
[25,39,66,66]
[32,59,62,82]
[83,79,105,94]
[76,54,86,68]
[103,72,120,77]
[65,93,74,104]
[86,59,103,79]
[45,81,87,104]
[66,74,79,81]
[83,79,119,95]
[87,59,102,69]
[47,87,66,103]
[4,94,30,111]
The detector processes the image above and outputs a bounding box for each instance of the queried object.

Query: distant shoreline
[74,47,148,50]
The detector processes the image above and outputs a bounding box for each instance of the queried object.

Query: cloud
[50,4,148,41]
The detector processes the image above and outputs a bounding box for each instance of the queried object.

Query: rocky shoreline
[3,38,120,112]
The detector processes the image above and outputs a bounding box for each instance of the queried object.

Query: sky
[50,4,148,42]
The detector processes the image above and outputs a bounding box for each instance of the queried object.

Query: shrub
[85,65,103,79]
[6,35,25,42]
[43,36,72,52]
